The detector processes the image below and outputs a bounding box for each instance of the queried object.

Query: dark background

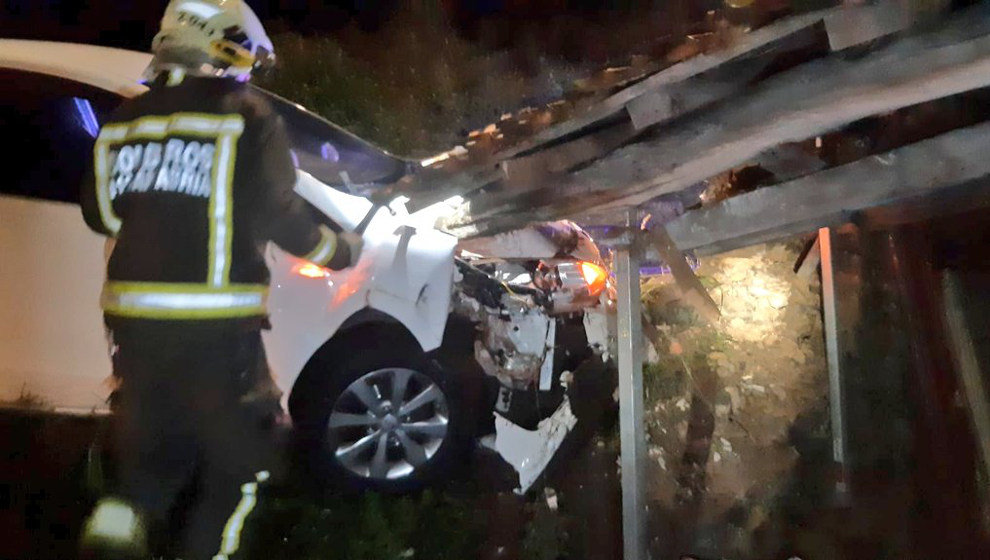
[0,1,686,51]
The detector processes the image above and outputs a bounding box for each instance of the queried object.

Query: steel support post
[614,238,649,560]
[942,271,990,505]
[819,227,849,495]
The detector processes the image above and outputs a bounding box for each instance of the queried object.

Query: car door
[0,69,123,413]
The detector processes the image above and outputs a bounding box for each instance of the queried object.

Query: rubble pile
[641,241,827,537]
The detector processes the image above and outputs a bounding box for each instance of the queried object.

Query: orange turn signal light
[293,262,330,279]
[579,261,608,296]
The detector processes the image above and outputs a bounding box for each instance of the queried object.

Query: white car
[0,40,614,493]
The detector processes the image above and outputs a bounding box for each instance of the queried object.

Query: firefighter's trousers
[105,317,283,560]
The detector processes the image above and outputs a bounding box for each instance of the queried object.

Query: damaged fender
[493,397,578,494]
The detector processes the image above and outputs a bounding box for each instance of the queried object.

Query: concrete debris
[544,487,559,511]
[720,437,733,453]
[741,382,767,395]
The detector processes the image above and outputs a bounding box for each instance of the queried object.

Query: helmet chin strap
[143,61,252,84]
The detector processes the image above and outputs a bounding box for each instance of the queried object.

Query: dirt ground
[639,240,830,558]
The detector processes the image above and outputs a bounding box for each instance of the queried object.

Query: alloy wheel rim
[327,368,449,480]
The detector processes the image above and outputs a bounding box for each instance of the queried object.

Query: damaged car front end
[451,222,616,492]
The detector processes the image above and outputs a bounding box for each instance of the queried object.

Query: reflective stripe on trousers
[212,470,270,560]
[101,282,268,320]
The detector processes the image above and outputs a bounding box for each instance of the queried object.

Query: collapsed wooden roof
[383,0,990,253]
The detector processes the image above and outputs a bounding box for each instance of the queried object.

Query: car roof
[0,39,151,99]
[0,39,409,189]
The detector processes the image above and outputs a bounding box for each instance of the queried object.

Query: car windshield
[251,87,409,195]
[0,69,408,204]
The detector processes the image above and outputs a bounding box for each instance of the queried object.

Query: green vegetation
[641,276,732,403]
[257,8,563,157]
[243,489,480,560]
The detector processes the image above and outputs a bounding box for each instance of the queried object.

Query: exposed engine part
[452,246,610,391]
[538,320,558,391]
[472,293,555,388]
[542,260,603,314]
[452,259,558,389]
[454,258,549,310]
[583,297,615,363]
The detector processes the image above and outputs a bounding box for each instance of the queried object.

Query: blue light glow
[320,142,339,162]
[73,97,99,138]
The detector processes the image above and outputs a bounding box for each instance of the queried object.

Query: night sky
[0,1,395,50]
[0,1,619,52]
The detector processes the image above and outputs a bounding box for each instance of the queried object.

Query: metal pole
[942,271,990,503]
[614,235,649,560]
[819,227,849,496]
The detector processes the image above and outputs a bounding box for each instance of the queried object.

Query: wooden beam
[626,91,673,130]
[824,0,914,51]
[490,8,837,159]
[430,20,829,215]
[794,234,821,279]
[402,9,833,211]
[648,225,721,323]
[505,120,638,181]
[663,120,990,254]
[450,5,990,234]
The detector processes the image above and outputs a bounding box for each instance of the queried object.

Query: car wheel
[292,327,471,493]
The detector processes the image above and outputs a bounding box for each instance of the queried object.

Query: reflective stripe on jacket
[81,73,344,319]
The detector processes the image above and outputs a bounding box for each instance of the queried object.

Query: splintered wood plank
[422,16,830,214]
[449,4,990,235]
[649,225,721,323]
[664,120,990,254]
[401,9,834,211]
[495,8,837,158]
[825,0,914,51]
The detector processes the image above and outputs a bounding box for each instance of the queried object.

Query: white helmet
[145,0,275,81]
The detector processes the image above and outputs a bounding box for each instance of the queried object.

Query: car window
[251,87,409,195]
[0,70,122,204]
[0,69,406,203]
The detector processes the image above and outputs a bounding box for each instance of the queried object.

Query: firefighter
[77,1,362,558]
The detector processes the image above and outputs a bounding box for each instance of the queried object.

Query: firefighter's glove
[327,231,364,270]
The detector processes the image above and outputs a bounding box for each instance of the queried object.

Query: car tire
[291,325,472,494]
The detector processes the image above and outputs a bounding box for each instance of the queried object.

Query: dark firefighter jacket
[81,72,350,320]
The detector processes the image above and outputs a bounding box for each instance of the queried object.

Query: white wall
[0,196,110,411]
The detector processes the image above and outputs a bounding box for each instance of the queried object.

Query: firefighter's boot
[79,497,148,560]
